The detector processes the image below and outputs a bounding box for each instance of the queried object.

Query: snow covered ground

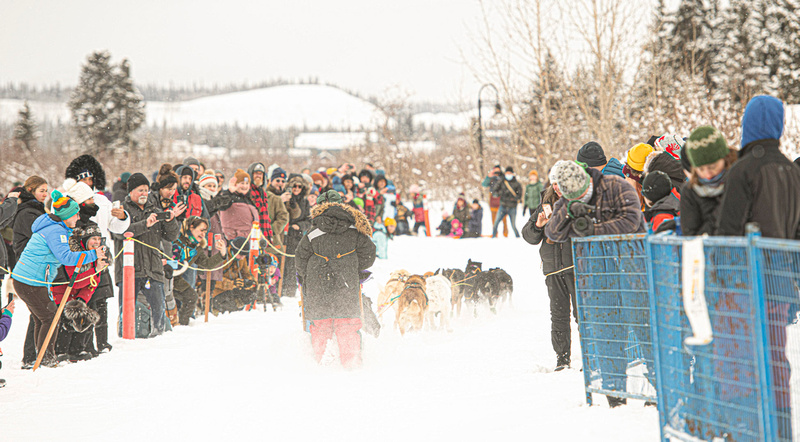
[0,214,659,441]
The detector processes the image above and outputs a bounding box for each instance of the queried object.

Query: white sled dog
[423,274,453,332]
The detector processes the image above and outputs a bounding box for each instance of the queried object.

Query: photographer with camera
[12,190,106,367]
[482,165,509,237]
[545,160,645,242]
[544,160,645,407]
[112,173,184,338]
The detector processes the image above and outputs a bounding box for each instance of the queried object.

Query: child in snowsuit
[52,224,107,362]
[437,213,453,236]
[641,171,680,233]
[463,199,483,238]
[410,185,425,235]
[371,218,395,259]
[170,216,226,325]
[266,256,282,301]
[449,218,464,237]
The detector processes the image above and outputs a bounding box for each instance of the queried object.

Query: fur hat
[641,170,673,203]
[62,178,95,204]
[576,141,607,167]
[65,154,106,191]
[51,189,79,220]
[311,173,324,183]
[198,171,218,189]
[126,173,150,193]
[627,143,654,172]
[317,189,343,204]
[70,224,102,251]
[234,169,250,185]
[548,160,590,200]
[63,299,100,333]
[686,126,729,167]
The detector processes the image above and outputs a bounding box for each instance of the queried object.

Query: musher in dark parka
[295,190,376,369]
[543,160,646,408]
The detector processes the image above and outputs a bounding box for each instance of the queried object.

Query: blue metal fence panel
[572,234,656,405]
[647,235,771,442]
[753,237,800,442]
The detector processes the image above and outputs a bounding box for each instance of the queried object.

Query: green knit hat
[51,189,80,221]
[685,126,729,167]
[316,189,342,204]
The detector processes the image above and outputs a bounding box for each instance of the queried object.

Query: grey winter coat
[0,196,18,276]
[112,192,180,284]
[295,202,376,320]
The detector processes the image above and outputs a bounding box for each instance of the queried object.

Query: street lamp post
[477,83,502,175]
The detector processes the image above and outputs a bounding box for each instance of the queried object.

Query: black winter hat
[127,173,150,193]
[645,135,659,147]
[679,145,693,173]
[641,171,672,203]
[505,166,514,173]
[177,165,195,179]
[358,169,374,182]
[645,151,685,190]
[576,141,607,167]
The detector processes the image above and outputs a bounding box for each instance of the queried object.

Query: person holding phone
[112,173,184,338]
[522,182,577,372]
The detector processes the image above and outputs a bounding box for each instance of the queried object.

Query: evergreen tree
[766,0,800,103]
[13,101,39,152]
[665,0,716,83]
[69,51,145,154]
[709,0,771,104]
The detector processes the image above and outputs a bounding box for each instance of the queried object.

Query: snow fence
[573,231,800,442]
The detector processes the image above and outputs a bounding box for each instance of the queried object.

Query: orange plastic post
[423,193,431,237]
[122,232,136,339]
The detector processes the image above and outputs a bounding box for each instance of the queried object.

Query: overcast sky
[0,0,489,103]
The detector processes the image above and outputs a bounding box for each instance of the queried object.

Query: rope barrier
[0,247,124,286]
[545,266,574,277]
[130,230,253,272]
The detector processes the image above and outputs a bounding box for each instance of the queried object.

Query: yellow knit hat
[326,167,337,177]
[627,143,654,172]
[384,218,397,227]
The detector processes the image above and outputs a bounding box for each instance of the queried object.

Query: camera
[156,211,170,221]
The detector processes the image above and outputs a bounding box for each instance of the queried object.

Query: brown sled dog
[395,274,428,335]
[377,269,411,321]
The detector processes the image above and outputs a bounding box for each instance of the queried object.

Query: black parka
[295,202,376,320]
[522,187,573,275]
[12,189,46,258]
[491,176,523,208]
[112,192,180,284]
[680,181,723,236]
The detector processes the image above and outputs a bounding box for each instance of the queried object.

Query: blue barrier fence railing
[572,234,657,405]
[572,231,800,441]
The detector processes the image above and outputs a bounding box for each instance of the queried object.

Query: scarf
[693,170,726,198]
[200,187,219,201]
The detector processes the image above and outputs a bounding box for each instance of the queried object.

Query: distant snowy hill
[0,84,386,131]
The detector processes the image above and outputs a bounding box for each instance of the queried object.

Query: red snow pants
[310,318,363,368]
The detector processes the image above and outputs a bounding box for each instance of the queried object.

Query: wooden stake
[33,254,86,371]
[277,245,286,298]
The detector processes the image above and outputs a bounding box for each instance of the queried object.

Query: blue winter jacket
[12,214,98,287]
[602,157,625,178]
[468,206,483,235]
[371,221,389,259]
[741,95,784,147]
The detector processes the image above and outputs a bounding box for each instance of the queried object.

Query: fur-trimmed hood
[311,202,372,237]
[69,224,102,252]
[288,174,309,198]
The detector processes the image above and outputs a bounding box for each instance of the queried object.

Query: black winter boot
[554,354,570,371]
[606,396,627,408]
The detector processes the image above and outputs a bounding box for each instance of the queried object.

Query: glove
[571,216,595,237]
[567,201,595,219]
[654,219,677,233]
[163,264,174,280]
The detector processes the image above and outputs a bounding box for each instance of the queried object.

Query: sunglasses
[274,179,285,183]
[292,185,303,189]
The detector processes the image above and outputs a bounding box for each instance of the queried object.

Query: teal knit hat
[51,189,80,221]
[685,126,729,167]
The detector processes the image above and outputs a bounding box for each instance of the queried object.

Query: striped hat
[51,189,79,221]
